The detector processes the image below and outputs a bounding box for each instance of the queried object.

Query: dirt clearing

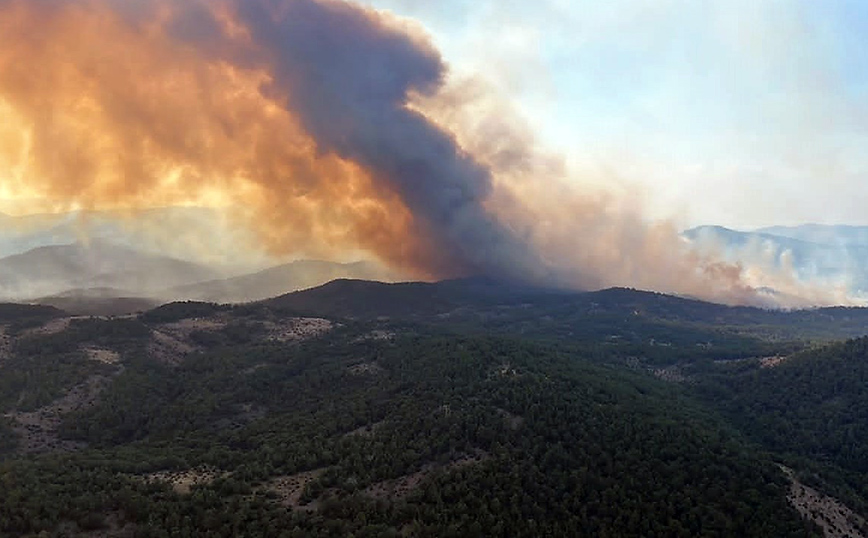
[780,465,866,538]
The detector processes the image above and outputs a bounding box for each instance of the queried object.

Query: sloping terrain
[170,260,393,303]
[264,277,530,318]
[0,241,220,300]
[695,337,868,520]
[34,287,160,316]
[1,281,867,536]
[269,277,868,342]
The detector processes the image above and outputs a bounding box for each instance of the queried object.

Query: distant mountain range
[0,242,391,314]
[0,241,220,300]
[683,224,868,296]
[169,260,395,303]
[1,207,866,312]
[0,207,273,272]
[0,208,395,313]
[33,288,161,317]
[755,224,868,246]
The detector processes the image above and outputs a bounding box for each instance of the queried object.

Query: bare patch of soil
[147,328,197,365]
[161,315,230,338]
[364,450,490,500]
[145,315,333,365]
[24,316,76,336]
[347,361,385,376]
[262,468,328,509]
[760,355,788,368]
[353,330,395,342]
[263,317,333,342]
[4,374,116,453]
[343,421,385,438]
[144,316,225,365]
[83,346,121,364]
[653,365,688,383]
[780,466,866,538]
[141,467,227,495]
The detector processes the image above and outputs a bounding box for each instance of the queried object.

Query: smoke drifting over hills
[0,0,848,306]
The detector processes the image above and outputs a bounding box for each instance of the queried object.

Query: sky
[359,0,868,229]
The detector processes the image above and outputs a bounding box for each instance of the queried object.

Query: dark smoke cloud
[229,0,548,280]
[0,0,846,305]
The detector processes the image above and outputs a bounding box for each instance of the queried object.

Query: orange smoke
[0,0,445,278]
[0,0,848,307]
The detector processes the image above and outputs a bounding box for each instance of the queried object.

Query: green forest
[1,280,867,537]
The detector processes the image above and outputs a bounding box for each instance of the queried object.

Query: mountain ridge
[0,241,220,300]
[170,259,394,304]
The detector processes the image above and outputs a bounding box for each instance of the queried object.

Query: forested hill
[267,277,868,340]
[0,280,867,536]
[697,336,868,514]
[263,277,550,318]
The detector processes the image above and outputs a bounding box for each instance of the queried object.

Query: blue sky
[359,0,868,229]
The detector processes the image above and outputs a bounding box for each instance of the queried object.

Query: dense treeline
[0,320,820,536]
[0,318,147,411]
[0,418,16,455]
[0,302,65,332]
[5,283,867,536]
[696,336,868,513]
[269,279,868,341]
[139,301,229,324]
[0,347,106,412]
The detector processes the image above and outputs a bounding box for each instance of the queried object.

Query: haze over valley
[0,206,865,315]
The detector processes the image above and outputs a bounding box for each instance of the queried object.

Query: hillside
[264,277,546,318]
[2,280,868,536]
[696,337,868,512]
[0,241,220,300]
[171,260,393,303]
[269,278,868,343]
[33,288,160,316]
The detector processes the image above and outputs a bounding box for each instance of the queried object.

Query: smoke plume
[0,0,843,306]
